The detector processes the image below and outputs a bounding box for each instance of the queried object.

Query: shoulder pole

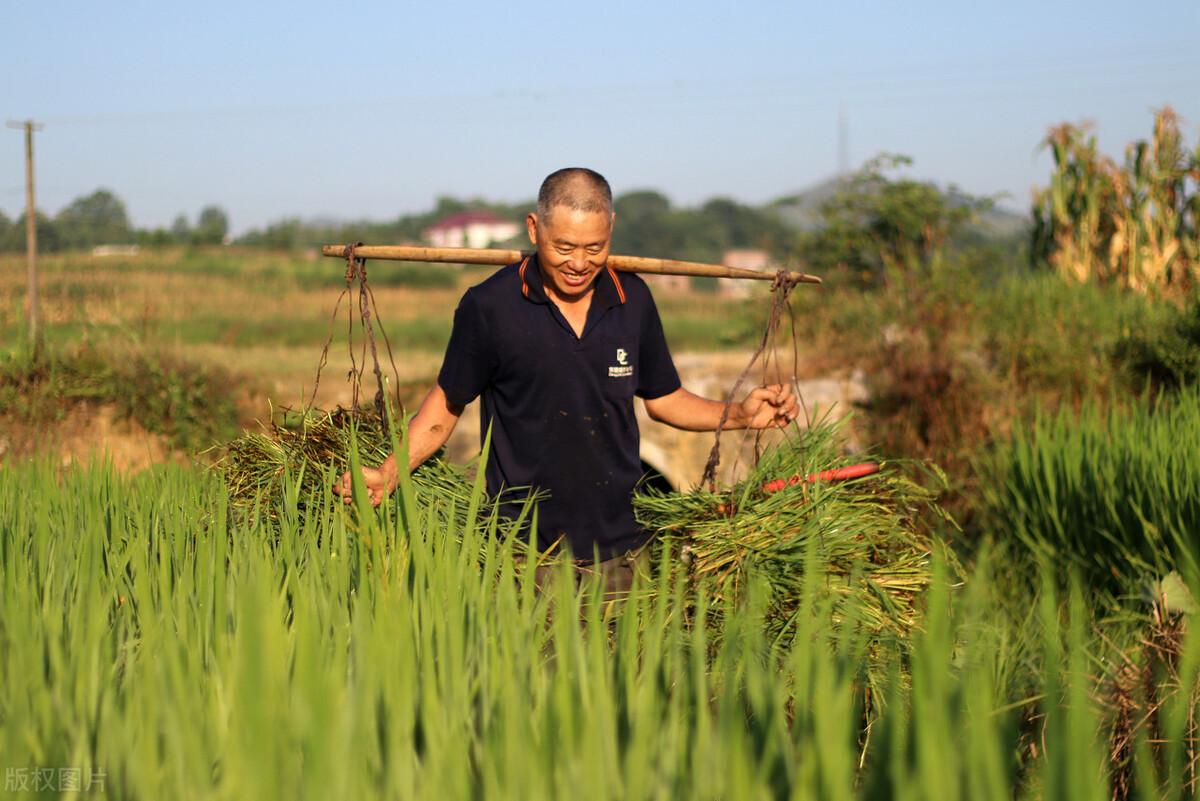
[320,244,821,285]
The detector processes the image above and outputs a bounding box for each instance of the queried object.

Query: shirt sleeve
[636,287,682,400]
[437,290,497,406]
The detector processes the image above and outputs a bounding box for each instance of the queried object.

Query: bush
[1115,296,1200,391]
[0,344,242,453]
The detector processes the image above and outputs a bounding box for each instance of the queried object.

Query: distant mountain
[765,175,1028,239]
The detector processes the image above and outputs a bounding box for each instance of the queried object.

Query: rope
[700,270,802,492]
[307,243,403,427]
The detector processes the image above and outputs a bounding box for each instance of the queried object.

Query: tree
[194,206,229,245]
[55,189,131,250]
[612,191,679,257]
[2,211,62,253]
[170,214,191,244]
[800,155,991,286]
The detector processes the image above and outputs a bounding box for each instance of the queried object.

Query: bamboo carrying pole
[321,244,822,285]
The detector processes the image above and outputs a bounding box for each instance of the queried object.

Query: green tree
[170,213,191,244]
[801,154,991,286]
[2,211,62,253]
[194,206,229,245]
[612,191,680,257]
[55,189,131,250]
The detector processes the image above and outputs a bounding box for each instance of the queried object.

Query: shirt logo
[609,347,633,378]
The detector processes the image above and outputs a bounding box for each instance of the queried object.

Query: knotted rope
[308,243,402,427]
[700,270,804,492]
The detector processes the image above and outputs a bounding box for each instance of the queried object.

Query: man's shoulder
[460,262,522,309]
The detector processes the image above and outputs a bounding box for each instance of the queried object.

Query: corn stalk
[1033,107,1199,294]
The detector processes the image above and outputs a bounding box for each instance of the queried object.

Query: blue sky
[3,1,1197,233]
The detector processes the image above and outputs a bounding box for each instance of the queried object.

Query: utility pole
[7,119,43,356]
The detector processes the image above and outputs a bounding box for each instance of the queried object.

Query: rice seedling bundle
[634,420,943,648]
[217,406,485,531]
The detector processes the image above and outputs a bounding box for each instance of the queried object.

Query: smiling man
[336,167,797,590]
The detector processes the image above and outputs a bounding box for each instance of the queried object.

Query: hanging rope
[307,243,402,427]
[700,270,803,492]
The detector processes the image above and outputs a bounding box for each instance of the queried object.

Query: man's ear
[525,212,539,246]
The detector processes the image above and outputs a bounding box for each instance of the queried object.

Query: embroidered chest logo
[608,348,633,378]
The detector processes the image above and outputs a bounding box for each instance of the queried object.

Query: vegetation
[217,406,534,534]
[635,419,941,658]
[1032,106,1199,292]
[0,341,242,453]
[795,154,999,287]
[0,191,232,252]
[980,388,1200,600]
[1116,296,1200,390]
[2,440,1198,799]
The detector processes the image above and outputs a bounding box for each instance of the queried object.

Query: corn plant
[1033,107,1199,293]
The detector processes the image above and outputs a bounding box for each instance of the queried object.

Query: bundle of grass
[634,419,946,650]
[217,406,482,530]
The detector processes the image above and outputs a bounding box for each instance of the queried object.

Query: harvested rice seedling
[217,406,505,533]
[635,419,945,655]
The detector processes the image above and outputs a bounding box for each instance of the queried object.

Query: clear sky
[3,0,1197,233]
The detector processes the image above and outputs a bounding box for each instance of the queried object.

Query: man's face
[526,207,614,302]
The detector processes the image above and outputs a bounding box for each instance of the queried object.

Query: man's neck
[538,264,596,336]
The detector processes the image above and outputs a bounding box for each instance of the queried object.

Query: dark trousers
[528,541,653,613]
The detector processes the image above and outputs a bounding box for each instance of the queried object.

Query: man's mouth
[560,271,591,288]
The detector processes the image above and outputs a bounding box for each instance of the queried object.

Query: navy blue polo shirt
[437,256,681,562]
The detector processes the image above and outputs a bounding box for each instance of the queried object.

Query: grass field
[2,449,1197,800]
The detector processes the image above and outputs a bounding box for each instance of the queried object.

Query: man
[336,168,797,588]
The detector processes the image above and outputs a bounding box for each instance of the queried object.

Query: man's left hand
[738,383,799,429]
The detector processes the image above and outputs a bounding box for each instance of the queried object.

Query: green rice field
[2,409,1198,799]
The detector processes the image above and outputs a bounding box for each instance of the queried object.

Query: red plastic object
[761,462,881,494]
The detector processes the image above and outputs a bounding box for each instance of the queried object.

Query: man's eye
[587,246,603,254]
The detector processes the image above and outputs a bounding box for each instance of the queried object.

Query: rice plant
[980,387,1200,599]
[2,421,1198,798]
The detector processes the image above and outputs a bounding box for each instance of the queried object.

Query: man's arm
[334,383,464,506]
[643,383,798,432]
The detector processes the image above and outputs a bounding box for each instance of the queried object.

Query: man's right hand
[334,464,396,507]
[332,384,462,508]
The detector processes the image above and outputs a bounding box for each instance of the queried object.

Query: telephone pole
[7,119,43,356]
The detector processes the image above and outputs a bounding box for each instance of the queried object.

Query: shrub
[1115,296,1200,391]
[0,343,242,453]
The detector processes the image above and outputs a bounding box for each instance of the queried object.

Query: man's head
[526,168,615,302]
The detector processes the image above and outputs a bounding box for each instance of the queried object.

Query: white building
[422,211,521,249]
[720,249,772,297]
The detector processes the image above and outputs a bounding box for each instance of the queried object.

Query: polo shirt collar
[519,255,627,309]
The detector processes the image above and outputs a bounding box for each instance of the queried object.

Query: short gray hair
[536,167,613,221]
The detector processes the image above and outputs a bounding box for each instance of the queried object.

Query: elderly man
[336,167,797,589]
